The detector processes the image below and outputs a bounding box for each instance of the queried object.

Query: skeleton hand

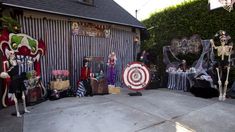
[0,72,10,78]
[210,39,217,49]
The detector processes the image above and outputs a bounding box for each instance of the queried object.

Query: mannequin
[80,59,92,96]
[1,51,30,117]
[107,52,117,85]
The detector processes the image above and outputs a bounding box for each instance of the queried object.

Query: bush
[142,0,235,86]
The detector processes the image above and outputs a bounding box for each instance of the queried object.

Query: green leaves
[141,0,235,79]
[0,16,21,33]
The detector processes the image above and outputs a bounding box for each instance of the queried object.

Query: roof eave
[2,3,146,29]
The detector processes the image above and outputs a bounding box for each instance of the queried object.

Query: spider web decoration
[219,0,235,12]
[170,35,202,55]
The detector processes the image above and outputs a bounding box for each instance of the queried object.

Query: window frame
[78,0,94,6]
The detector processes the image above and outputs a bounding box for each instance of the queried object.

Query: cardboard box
[108,85,121,94]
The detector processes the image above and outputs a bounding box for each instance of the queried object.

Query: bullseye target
[123,62,150,91]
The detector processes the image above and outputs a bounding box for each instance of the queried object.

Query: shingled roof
[0,0,145,29]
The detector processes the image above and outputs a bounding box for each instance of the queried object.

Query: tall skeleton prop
[210,30,233,101]
[0,51,30,117]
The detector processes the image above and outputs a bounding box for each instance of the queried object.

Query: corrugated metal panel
[17,15,134,88]
[17,15,70,86]
[71,28,134,87]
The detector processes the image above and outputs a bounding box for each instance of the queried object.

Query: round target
[123,62,150,91]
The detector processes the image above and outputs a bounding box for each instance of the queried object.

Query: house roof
[0,0,145,29]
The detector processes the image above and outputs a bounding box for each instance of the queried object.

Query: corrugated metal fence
[17,15,134,88]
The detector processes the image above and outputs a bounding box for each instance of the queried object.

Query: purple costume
[107,52,117,85]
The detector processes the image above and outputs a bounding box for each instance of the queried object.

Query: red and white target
[123,62,150,91]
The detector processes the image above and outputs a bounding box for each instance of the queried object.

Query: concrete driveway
[1,88,235,132]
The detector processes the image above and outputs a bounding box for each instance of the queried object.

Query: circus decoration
[83,56,108,95]
[0,28,46,107]
[123,62,150,91]
[71,21,111,38]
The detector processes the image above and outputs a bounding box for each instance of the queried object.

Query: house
[0,0,146,88]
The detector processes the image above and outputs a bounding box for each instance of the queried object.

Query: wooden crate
[50,80,70,90]
[108,85,121,94]
[90,78,108,95]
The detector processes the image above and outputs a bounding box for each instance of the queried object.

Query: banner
[72,21,110,38]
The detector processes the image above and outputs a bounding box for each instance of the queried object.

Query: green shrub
[142,0,235,85]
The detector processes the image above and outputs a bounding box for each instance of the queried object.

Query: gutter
[2,3,146,29]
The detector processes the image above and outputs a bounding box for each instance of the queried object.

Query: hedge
[142,0,235,86]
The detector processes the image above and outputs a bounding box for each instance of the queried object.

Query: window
[78,0,94,6]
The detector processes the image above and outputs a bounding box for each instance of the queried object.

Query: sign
[72,21,110,38]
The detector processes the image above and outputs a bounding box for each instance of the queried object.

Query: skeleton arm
[210,39,217,49]
[7,65,15,73]
[228,45,233,62]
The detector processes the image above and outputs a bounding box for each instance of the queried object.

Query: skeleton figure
[0,51,30,117]
[210,30,233,101]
